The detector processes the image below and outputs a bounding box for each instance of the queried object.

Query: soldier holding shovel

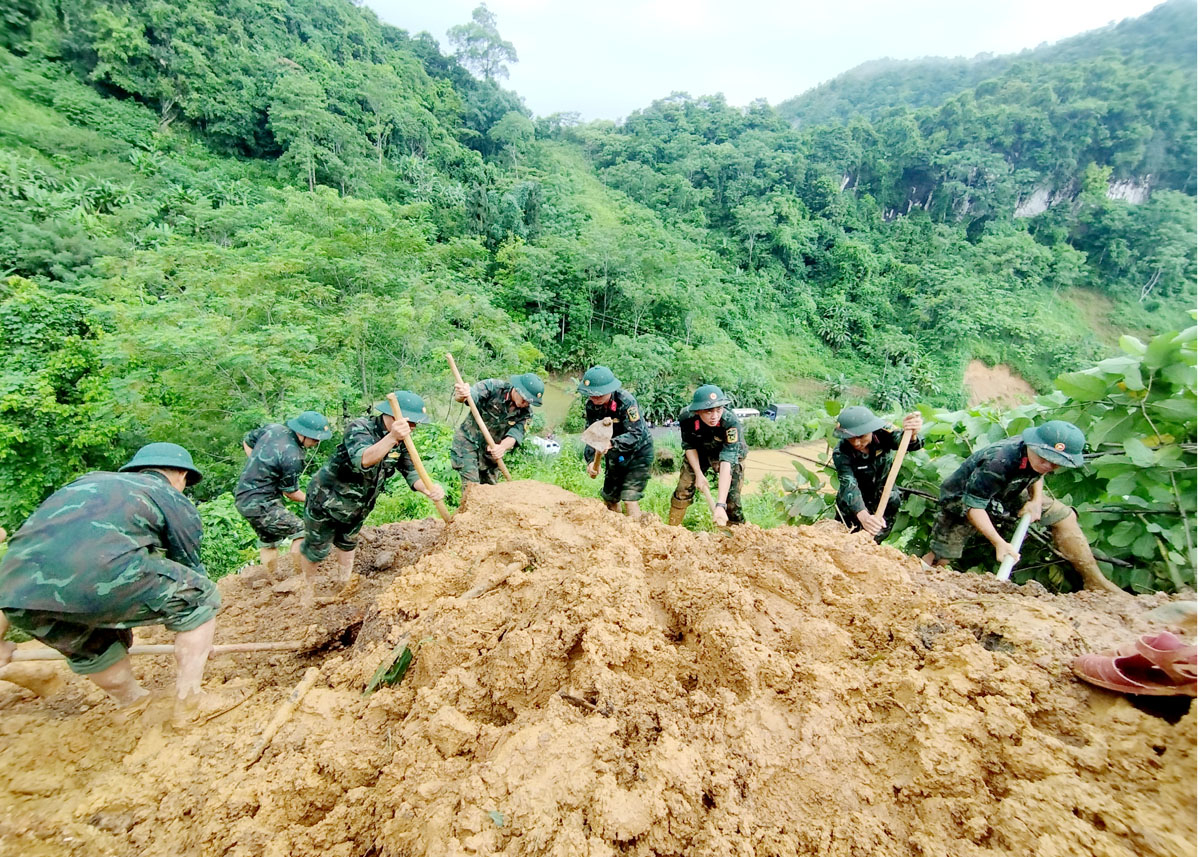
[579,366,654,518]
[832,406,923,542]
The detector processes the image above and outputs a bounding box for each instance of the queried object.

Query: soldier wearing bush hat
[669,384,749,528]
[833,406,924,542]
[923,420,1122,592]
[0,442,246,725]
[235,411,333,570]
[578,366,654,517]
[451,372,544,489]
[299,392,445,605]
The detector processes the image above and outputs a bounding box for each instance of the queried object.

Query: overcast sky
[366,0,1168,121]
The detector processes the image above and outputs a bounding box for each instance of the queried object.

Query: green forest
[0,0,1195,584]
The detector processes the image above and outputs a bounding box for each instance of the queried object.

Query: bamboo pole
[11,640,308,662]
[245,667,321,767]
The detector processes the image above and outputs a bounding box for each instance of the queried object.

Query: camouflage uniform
[451,379,532,485]
[674,410,749,523]
[235,423,307,547]
[0,471,219,674]
[930,437,1073,560]
[584,390,654,503]
[301,415,419,562]
[834,428,925,542]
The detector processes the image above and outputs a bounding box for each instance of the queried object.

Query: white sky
[366,0,1170,121]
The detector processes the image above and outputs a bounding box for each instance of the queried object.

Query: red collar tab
[609,399,617,412]
[1019,456,1028,470]
[694,419,701,431]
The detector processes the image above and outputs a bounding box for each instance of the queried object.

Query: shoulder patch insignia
[726,428,738,443]
[627,407,640,423]
[386,451,400,460]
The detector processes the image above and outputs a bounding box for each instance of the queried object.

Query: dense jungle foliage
[0,0,1195,583]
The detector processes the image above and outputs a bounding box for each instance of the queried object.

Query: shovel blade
[581,419,614,447]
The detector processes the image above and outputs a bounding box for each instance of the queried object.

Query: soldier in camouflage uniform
[298,391,445,606]
[669,385,749,527]
[235,411,332,568]
[0,443,244,723]
[922,421,1121,593]
[451,373,544,488]
[578,366,654,517]
[833,406,924,542]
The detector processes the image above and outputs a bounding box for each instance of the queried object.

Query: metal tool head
[581,417,614,449]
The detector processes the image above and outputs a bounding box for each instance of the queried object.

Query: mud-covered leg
[1050,512,1124,594]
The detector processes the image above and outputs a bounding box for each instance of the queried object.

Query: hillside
[0,484,1194,856]
[777,0,1197,130]
[0,0,1195,532]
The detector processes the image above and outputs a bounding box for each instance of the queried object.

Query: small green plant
[197,492,257,580]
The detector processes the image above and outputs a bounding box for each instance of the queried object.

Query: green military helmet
[578,366,621,396]
[286,410,333,441]
[686,384,732,413]
[509,373,545,407]
[834,405,889,439]
[119,442,203,485]
[373,390,431,424]
[1022,420,1086,467]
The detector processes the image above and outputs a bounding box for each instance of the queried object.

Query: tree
[447,5,518,82]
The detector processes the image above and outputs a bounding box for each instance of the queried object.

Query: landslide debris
[0,481,1193,857]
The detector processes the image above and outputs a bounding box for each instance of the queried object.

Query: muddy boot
[172,687,250,730]
[334,573,362,601]
[668,499,689,527]
[0,664,66,698]
[1052,519,1124,594]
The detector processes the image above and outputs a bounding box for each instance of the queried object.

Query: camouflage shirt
[459,379,532,449]
[0,471,204,613]
[305,415,420,525]
[235,424,306,511]
[679,409,748,464]
[940,438,1039,512]
[584,390,652,457]
[834,428,925,514]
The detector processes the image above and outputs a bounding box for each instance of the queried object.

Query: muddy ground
[0,481,1194,857]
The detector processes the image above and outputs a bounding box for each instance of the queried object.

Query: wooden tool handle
[11,640,308,661]
[245,666,320,767]
[589,448,602,478]
[873,429,912,519]
[445,353,513,482]
[387,393,453,523]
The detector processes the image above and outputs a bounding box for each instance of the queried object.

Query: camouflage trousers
[450,426,502,485]
[929,495,1074,560]
[237,498,304,548]
[3,554,219,675]
[672,455,745,523]
[584,442,654,503]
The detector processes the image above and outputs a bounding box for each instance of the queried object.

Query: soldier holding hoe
[669,385,748,528]
[451,373,545,489]
[299,392,446,606]
[833,406,924,542]
[0,443,244,725]
[579,366,654,518]
[921,420,1122,593]
[235,411,332,571]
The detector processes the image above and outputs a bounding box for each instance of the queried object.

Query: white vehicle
[732,407,760,420]
[529,436,561,455]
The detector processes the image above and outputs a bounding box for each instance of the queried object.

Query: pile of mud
[0,481,1193,857]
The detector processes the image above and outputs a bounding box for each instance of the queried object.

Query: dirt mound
[0,482,1194,857]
